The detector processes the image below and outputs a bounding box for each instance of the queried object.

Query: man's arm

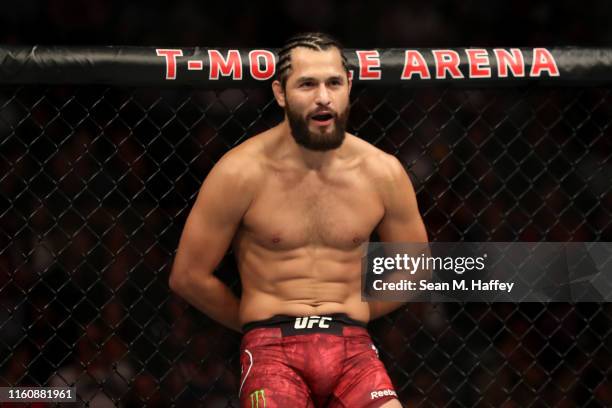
[369,155,428,319]
[169,152,257,332]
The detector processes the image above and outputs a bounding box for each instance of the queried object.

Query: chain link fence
[1,84,611,407]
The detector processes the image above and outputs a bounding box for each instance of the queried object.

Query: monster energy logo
[249,389,266,408]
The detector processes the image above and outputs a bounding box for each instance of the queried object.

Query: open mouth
[310,112,335,125]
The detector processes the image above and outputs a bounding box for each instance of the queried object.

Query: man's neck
[295,145,338,170]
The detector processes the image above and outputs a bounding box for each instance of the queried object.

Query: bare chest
[242,170,383,249]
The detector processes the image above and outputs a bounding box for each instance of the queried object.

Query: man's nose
[315,84,331,105]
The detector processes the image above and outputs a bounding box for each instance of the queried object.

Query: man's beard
[285,103,349,151]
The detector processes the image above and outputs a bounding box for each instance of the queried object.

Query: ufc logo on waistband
[294,316,332,329]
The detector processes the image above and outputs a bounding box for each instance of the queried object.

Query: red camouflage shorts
[239,314,398,408]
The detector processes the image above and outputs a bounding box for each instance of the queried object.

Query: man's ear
[272,80,286,108]
[348,76,352,94]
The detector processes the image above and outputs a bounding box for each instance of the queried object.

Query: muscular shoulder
[344,136,413,208]
[213,136,262,182]
[204,133,267,194]
[346,135,405,182]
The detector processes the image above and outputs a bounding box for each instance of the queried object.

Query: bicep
[172,161,252,278]
[376,158,428,243]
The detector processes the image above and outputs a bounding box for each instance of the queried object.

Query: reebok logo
[370,389,397,399]
[294,316,332,329]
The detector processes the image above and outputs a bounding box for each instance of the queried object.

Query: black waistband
[242,313,367,336]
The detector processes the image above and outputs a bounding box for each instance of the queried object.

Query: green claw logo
[249,389,266,408]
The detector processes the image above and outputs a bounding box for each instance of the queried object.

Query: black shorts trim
[242,313,367,336]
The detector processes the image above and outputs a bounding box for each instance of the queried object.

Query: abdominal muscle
[237,246,370,326]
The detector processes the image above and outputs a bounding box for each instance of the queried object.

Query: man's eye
[300,82,314,87]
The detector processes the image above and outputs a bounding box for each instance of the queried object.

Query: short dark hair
[276,32,349,88]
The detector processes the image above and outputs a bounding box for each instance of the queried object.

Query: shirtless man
[169,32,428,408]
